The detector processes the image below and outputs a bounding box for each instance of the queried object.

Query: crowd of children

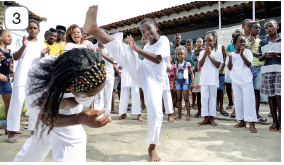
[0,5,281,162]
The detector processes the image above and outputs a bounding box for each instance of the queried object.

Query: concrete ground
[0,94,281,162]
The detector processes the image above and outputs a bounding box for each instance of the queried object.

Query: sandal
[8,136,18,143]
[220,111,229,116]
[258,117,269,125]
[194,112,201,118]
[267,113,272,117]
[110,110,119,114]
[216,107,220,112]
[230,112,235,118]
[269,125,279,132]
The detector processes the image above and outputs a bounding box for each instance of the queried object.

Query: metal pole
[219,1,221,29]
[253,1,255,21]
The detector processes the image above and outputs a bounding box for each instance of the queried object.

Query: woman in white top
[225,33,257,133]
[197,31,223,127]
[83,5,170,162]
[13,48,110,162]
[7,19,48,142]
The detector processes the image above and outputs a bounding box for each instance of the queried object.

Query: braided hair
[205,31,218,52]
[140,18,161,34]
[29,48,106,137]
[232,33,245,45]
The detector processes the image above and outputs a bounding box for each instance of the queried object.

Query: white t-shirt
[143,36,170,88]
[11,38,47,87]
[121,68,139,88]
[225,49,253,85]
[64,42,87,51]
[199,49,223,87]
[92,44,114,81]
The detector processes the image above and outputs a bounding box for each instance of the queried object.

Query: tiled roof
[4,1,43,22]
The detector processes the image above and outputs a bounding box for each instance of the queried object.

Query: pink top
[169,64,174,82]
[198,66,202,71]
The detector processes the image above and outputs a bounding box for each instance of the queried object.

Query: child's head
[47,28,58,44]
[196,37,203,49]
[173,33,182,46]
[139,18,160,43]
[56,25,66,41]
[44,31,49,41]
[31,48,106,134]
[185,39,193,52]
[66,24,84,44]
[249,22,261,36]
[175,46,187,62]
[242,19,252,33]
[232,33,246,50]
[264,19,279,37]
[205,31,218,51]
[194,49,202,61]
[141,36,148,46]
[0,30,12,46]
[27,19,40,38]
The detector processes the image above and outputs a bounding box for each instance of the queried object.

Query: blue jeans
[250,65,262,90]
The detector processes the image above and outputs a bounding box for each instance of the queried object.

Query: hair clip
[91,69,94,72]
[85,87,88,89]
[82,84,84,87]
[104,75,106,77]
[79,81,81,84]
[92,79,95,81]
[86,72,89,75]
[80,76,83,78]
[93,72,96,75]
[87,81,89,84]
[97,70,100,73]
[99,81,101,84]
[95,83,97,86]
[90,85,93,88]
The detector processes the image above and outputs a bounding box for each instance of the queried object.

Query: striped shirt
[245,38,263,67]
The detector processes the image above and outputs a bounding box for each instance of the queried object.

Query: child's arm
[208,53,221,69]
[40,47,50,58]
[96,48,114,63]
[13,36,28,61]
[227,52,233,70]
[240,48,251,67]
[128,36,162,64]
[9,67,14,78]
[173,68,177,85]
[188,65,194,90]
[199,49,208,67]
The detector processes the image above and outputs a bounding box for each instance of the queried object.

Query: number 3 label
[4,6,29,31]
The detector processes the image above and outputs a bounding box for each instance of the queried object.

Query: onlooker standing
[170,33,186,64]
[54,25,66,53]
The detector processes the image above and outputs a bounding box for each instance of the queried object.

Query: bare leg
[140,88,146,109]
[148,144,161,162]
[83,5,114,44]
[276,95,281,130]
[117,88,121,101]
[175,90,182,120]
[269,96,278,128]
[192,92,197,109]
[2,93,11,120]
[183,90,191,121]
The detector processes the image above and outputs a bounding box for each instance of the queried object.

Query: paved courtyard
[0,95,281,162]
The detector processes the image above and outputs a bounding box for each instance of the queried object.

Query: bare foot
[174,115,181,121]
[8,132,18,143]
[197,118,210,125]
[168,114,174,122]
[172,113,176,116]
[83,5,99,35]
[209,116,218,126]
[234,121,246,128]
[138,114,144,122]
[116,114,127,120]
[108,117,112,123]
[148,144,161,162]
[249,122,257,133]
[185,116,191,121]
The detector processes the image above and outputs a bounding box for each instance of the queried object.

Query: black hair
[186,39,193,44]
[196,37,203,42]
[29,48,106,137]
[242,19,252,26]
[264,19,278,27]
[29,19,40,28]
[175,33,181,38]
[56,25,66,32]
[234,29,242,34]
[140,18,161,34]
[205,31,218,51]
[48,28,58,33]
[0,29,7,36]
[195,49,202,56]
[249,22,260,29]
[232,33,245,45]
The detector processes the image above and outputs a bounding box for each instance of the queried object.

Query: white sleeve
[92,44,98,49]
[153,36,170,59]
[244,49,253,67]
[215,50,223,63]
[10,37,23,55]
[64,43,73,51]
[225,55,229,66]
[199,50,205,60]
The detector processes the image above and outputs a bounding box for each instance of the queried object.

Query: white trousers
[232,81,258,122]
[201,85,217,117]
[7,86,25,131]
[163,90,174,114]
[119,87,141,115]
[93,79,114,117]
[13,122,86,162]
[104,35,163,145]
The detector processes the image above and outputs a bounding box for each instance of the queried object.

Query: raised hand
[226,51,232,58]
[41,47,50,57]
[79,108,110,128]
[127,35,139,51]
[240,46,245,55]
[0,74,8,82]
[22,35,28,47]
